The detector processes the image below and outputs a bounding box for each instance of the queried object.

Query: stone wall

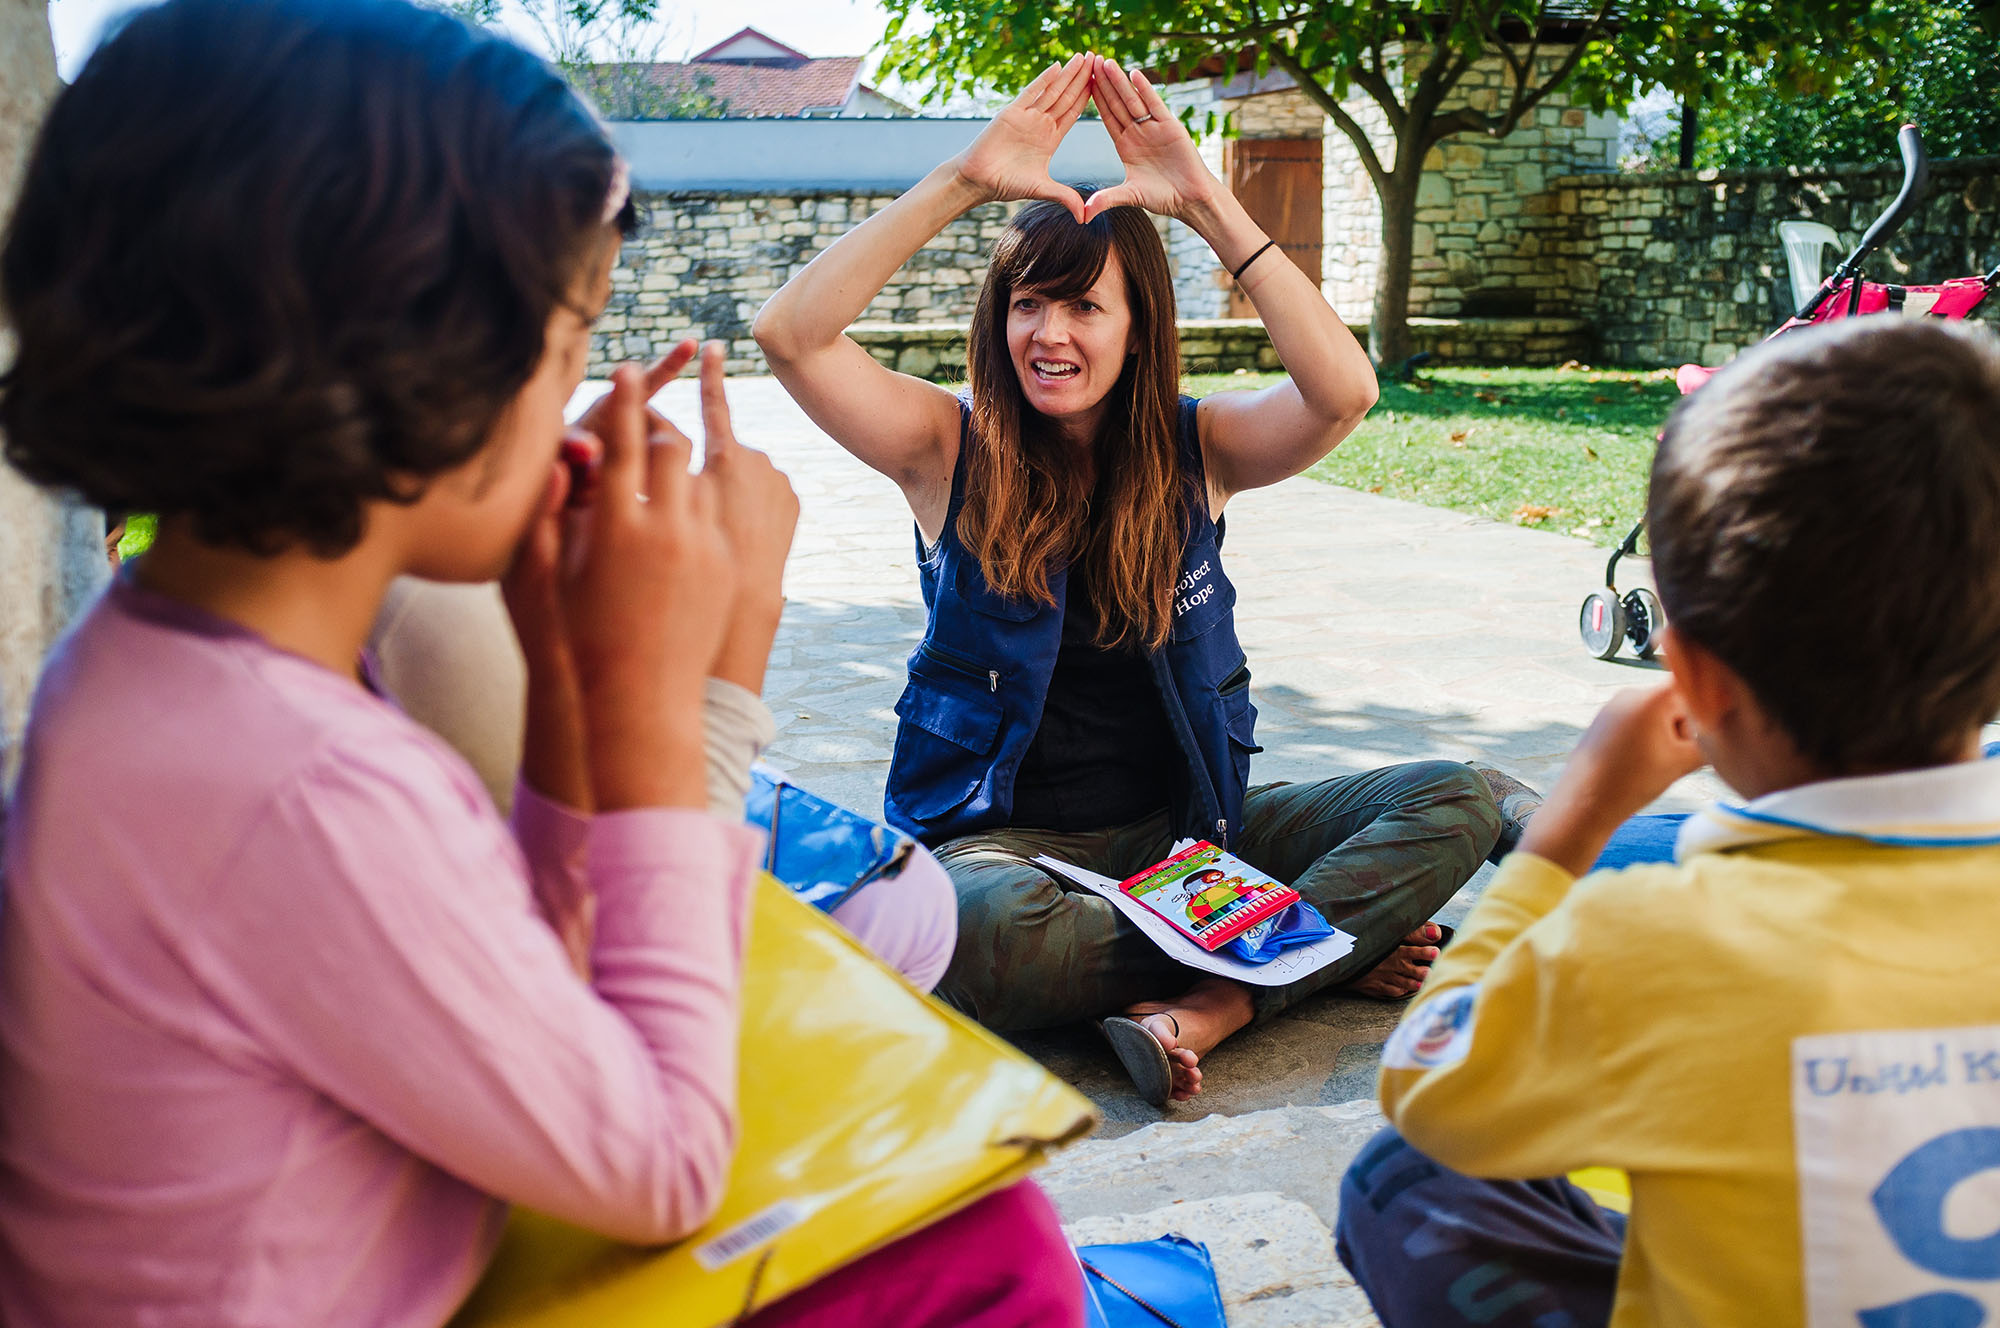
[597,191,1182,377]
[1163,88,1330,320]
[1164,46,1622,323]
[847,315,1593,381]
[1395,50,1620,321]
[593,192,1024,376]
[1546,155,2000,365]
[593,128,1999,382]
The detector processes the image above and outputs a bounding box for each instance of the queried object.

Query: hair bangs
[999,198,1112,301]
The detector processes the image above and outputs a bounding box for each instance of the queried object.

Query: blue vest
[884,396,1260,848]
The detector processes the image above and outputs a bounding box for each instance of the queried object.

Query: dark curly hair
[1,0,637,555]
[1649,317,2000,773]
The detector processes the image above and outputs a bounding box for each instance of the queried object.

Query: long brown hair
[960,196,1185,651]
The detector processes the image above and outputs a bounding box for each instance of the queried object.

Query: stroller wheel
[1624,587,1666,660]
[1579,589,1626,660]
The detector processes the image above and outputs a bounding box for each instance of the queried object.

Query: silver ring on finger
[1132,113,1154,123]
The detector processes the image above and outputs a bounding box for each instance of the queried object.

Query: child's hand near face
[1518,682,1705,877]
[556,361,739,811]
[694,342,800,693]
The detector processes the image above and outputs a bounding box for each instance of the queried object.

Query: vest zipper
[919,640,999,692]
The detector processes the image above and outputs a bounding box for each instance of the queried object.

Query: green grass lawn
[1184,364,1682,545]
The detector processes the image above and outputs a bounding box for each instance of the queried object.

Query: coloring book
[1118,842,1301,952]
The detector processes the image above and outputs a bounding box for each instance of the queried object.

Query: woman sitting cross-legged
[754,53,1502,1106]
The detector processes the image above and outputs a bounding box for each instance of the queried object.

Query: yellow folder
[451,875,1100,1327]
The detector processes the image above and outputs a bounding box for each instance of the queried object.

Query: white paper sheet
[1031,854,1356,987]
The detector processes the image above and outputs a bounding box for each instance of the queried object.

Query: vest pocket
[889,661,1005,821]
[1216,676,1264,800]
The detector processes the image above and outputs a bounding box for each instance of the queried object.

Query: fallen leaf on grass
[1592,394,1612,403]
[1367,484,1384,494]
[1448,428,1473,446]
[1474,390,1500,403]
[1582,444,1599,460]
[1513,504,1564,525]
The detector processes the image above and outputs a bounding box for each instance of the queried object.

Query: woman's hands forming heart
[950,53,1096,223]
[951,52,1221,228]
[1083,59,1217,223]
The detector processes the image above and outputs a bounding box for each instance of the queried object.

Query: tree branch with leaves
[881,0,1888,365]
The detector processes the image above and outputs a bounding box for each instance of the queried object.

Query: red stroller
[1580,125,2000,660]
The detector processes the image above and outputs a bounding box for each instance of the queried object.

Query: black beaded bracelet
[1231,240,1278,282]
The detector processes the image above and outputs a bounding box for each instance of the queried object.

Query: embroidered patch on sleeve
[1382,984,1479,1071]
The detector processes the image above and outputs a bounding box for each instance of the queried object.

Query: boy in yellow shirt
[1336,316,2000,1326]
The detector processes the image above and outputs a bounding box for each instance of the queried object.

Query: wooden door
[1223,137,1322,317]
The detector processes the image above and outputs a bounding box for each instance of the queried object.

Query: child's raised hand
[570,340,700,452]
[692,343,800,693]
[951,53,1095,223]
[562,361,738,811]
[1518,681,1705,878]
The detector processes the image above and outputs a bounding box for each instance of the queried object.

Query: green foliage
[1186,365,1679,544]
[878,1,1881,138]
[423,0,731,119]
[880,0,1893,358]
[1699,1,2000,168]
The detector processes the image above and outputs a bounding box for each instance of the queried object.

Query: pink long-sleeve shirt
[0,576,764,1326]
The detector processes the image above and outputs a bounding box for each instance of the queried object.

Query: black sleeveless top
[1006,559,1176,832]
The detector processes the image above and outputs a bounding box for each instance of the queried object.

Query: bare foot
[1121,978,1256,1102]
[1341,924,1445,1000]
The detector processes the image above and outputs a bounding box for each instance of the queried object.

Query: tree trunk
[1,1,106,787]
[1369,166,1422,369]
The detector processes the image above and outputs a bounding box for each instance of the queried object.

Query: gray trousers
[931,762,1499,1029]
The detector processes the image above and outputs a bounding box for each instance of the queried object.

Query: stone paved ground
[639,374,1721,1320]
[647,372,1724,1101]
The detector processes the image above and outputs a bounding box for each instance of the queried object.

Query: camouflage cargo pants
[932,761,1500,1029]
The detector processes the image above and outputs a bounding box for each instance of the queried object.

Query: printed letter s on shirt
[1384,985,1479,1071]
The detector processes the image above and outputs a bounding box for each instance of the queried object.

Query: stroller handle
[1853,124,1931,259]
[1798,125,1931,320]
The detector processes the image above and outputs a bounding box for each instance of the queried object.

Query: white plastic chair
[1778,221,1843,312]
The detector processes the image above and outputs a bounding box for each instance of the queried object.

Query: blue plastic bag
[1222,898,1334,964]
[1077,1234,1228,1328]
[742,768,916,914]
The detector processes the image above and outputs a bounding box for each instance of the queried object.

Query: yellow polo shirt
[1378,760,2000,1325]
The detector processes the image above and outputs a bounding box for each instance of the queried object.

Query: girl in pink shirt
[0,1,1080,1324]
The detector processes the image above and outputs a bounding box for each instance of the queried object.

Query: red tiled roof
[630,55,865,117]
